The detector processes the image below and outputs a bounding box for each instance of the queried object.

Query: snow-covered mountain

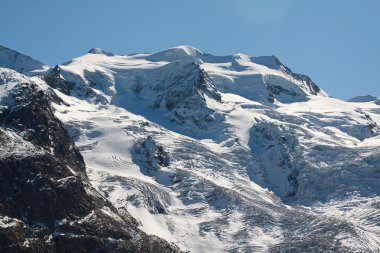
[1,45,379,252]
[0,45,49,74]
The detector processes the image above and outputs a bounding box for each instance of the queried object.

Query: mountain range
[0,44,379,253]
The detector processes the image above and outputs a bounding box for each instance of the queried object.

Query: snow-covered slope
[0,45,49,74]
[53,90,380,252]
[1,45,380,252]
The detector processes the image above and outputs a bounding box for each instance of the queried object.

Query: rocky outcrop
[110,60,223,131]
[149,61,222,129]
[44,65,74,95]
[44,65,107,104]
[249,121,299,198]
[134,136,170,173]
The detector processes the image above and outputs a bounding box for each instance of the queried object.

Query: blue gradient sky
[1,0,379,99]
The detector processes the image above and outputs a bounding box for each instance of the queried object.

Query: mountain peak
[0,45,49,74]
[146,45,203,62]
[174,45,203,55]
[348,95,378,103]
[233,53,252,62]
[88,48,115,56]
[251,55,282,69]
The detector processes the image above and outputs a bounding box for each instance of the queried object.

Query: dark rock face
[44,65,108,104]
[249,122,299,198]
[0,82,180,252]
[0,82,84,171]
[44,65,74,95]
[135,136,170,173]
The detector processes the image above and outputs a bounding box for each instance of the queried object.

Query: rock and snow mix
[0,45,379,252]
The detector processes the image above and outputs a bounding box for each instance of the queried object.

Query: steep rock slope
[0,68,180,253]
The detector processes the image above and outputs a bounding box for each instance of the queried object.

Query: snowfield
[1,45,380,252]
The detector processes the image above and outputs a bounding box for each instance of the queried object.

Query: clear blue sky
[1,0,379,99]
